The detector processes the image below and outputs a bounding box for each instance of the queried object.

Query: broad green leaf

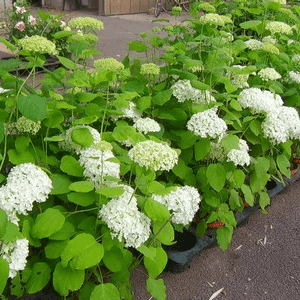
[232,169,245,188]
[53,262,85,296]
[112,125,136,141]
[136,96,151,111]
[103,247,126,272]
[96,186,125,197]
[276,154,291,178]
[221,135,240,152]
[241,184,254,206]
[60,155,84,177]
[254,157,270,176]
[50,174,72,195]
[127,40,148,53]
[206,163,226,192]
[57,55,77,70]
[174,130,198,149]
[15,136,31,153]
[0,36,17,50]
[49,221,75,241]
[43,110,64,128]
[240,20,262,29]
[152,90,173,106]
[259,191,270,211]
[173,159,189,179]
[31,208,65,239]
[0,257,9,294]
[229,189,241,211]
[250,120,262,136]
[203,190,220,208]
[194,138,210,161]
[145,199,170,222]
[73,115,99,126]
[45,240,68,259]
[138,245,157,260]
[67,192,97,207]
[8,149,35,164]
[71,127,94,148]
[17,95,48,121]
[146,278,166,300]
[79,282,97,300]
[144,247,168,278]
[68,181,94,193]
[44,135,64,142]
[153,221,174,245]
[76,92,97,103]
[0,208,8,238]
[147,181,165,194]
[250,172,270,194]
[61,233,104,270]
[216,225,233,251]
[90,283,120,300]
[25,263,51,294]
[1,221,24,242]
[22,218,42,247]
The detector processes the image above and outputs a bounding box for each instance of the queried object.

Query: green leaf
[0,257,9,294]
[145,199,170,222]
[138,245,157,260]
[144,247,168,278]
[49,221,75,241]
[254,157,270,176]
[276,154,291,178]
[216,225,233,251]
[96,186,125,197]
[50,174,72,195]
[240,20,262,29]
[152,90,173,106]
[250,172,270,194]
[25,263,51,294]
[14,136,30,153]
[103,247,126,272]
[229,189,241,211]
[221,134,240,152]
[203,190,220,208]
[44,135,64,142]
[22,218,42,247]
[232,170,245,188]
[147,278,166,300]
[53,262,85,296]
[153,221,174,245]
[73,115,99,126]
[17,95,48,121]
[90,283,120,300]
[60,155,84,177]
[76,92,97,103]
[69,181,94,193]
[172,159,189,179]
[71,127,94,148]
[136,96,151,111]
[127,40,148,53]
[194,138,210,161]
[259,191,270,211]
[57,56,77,70]
[1,222,23,242]
[67,191,97,207]
[31,208,65,239]
[206,163,226,192]
[241,184,254,206]
[0,208,8,238]
[45,240,68,259]
[61,233,104,270]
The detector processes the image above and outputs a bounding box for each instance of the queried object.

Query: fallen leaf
[209,287,224,300]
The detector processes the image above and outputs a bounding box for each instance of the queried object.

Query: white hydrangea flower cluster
[112,101,142,122]
[226,65,252,88]
[197,2,216,13]
[15,116,41,135]
[99,186,151,248]
[0,239,29,278]
[220,31,234,43]
[128,140,178,171]
[245,39,263,50]
[94,58,124,72]
[262,106,300,144]
[262,36,277,45]
[152,186,201,226]
[207,138,227,161]
[261,42,280,55]
[287,39,295,46]
[289,71,300,83]
[68,17,104,30]
[79,144,120,189]
[18,35,58,55]
[258,68,282,81]
[245,39,279,54]
[237,88,283,114]
[292,54,300,64]
[187,108,227,139]
[0,163,52,224]
[265,21,293,35]
[59,125,101,154]
[140,63,160,76]
[227,139,251,167]
[171,80,216,104]
[133,117,161,134]
[263,0,286,3]
[0,87,10,94]
[199,13,232,26]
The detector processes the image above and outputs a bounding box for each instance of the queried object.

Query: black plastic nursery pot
[164,178,285,274]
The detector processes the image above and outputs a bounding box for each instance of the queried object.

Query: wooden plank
[122,0,131,14]
[139,0,148,12]
[131,0,140,13]
[110,0,120,14]
[104,0,110,15]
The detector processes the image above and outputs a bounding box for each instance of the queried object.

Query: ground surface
[1,7,300,300]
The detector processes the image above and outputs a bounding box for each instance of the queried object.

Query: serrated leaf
[206,163,226,192]
[241,184,254,206]
[259,191,270,211]
[127,40,148,53]
[232,169,245,188]
[145,199,170,222]
[138,245,157,260]
[153,221,174,245]
[276,154,291,178]
[216,225,233,251]
[144,247,168,278]
[103,247,125,272]
[17,95,48,121]
[152,90,173,106]
[146,278,166,300]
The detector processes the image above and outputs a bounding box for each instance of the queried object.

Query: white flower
[292,54,300,64]
[265,21,292,35]
[128,140,178,171]
[245,39,263,50]
[99,186,151,248]
[237,88,283,114]
[0,239,29,278]
[263,0,286,4]
[28,15,37,26]
[59,125,101,154]
[262,36,277,45]
[152,186,201,226]
[15,6,26,13]
[171,79,216,104]
[0,87,10,94]
[262,106,300,144]
[0,164,52,217]
[60,21,67,28]
[79,146,120,189]
[133,117,161,134]
[227,139,251,167]
[226,65,252,88]
[187,108,227,139]
[258,68,281,81]
[289,71,300,83]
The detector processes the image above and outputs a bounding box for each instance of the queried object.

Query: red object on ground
[207,221,225,228]
[244,202,249,207]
